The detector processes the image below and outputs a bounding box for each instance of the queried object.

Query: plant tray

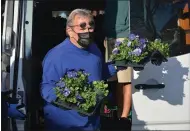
[52,96,105,116]
[114,60,145,68]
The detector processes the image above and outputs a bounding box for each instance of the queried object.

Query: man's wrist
[121,114,128,118]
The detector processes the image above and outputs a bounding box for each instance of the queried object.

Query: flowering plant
[53,69,109,116]
[110,34,149,64]
[147,39,170,58]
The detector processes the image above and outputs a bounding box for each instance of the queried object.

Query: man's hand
[151,50,168,66]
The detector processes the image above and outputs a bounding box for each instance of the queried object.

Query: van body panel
[132,53,190,130]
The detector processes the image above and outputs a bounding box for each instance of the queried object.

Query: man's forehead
[73,15,90,23]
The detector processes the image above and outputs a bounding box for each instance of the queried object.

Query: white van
[1,0,190,130]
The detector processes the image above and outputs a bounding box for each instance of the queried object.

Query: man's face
[69,15,95,41]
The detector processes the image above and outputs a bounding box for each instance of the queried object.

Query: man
[41,9,121,131]
[103,0,132,124]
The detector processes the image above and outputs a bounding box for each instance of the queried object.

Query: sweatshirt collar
[66,38,91,54]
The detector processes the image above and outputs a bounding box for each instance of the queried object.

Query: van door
[2,0,36,130]
[1,0,14,130]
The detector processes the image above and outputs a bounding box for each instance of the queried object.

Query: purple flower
[115,40,122,47]
[139,38,146,45]
[62,87,71,97]
[140,44,146,49]
[76,93,83,100]
[132,48,142,56]
[127,41,131,47]
[128,34,136,41]
[76,92,84,104]
[56,81,65,88]
[112,48,119,54]
[67,71,78,78]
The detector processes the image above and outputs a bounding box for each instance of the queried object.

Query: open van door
[1,0,38,130]
[1,0,14,130]
[2,0,26,130]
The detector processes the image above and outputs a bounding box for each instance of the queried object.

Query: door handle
[135,84,165,90]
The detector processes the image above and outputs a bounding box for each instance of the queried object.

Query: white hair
[66,9,94,27]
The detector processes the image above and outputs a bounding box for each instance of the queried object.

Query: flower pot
[114,60,127,67]
[126,56,150,69]
[114,59,149,69]
[127,62,144,68]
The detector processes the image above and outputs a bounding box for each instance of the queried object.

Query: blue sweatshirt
[41,38,116,131]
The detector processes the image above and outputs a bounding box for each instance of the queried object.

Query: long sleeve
[41,56,65,103]
[102,62,117,80]
[88,43,117,80]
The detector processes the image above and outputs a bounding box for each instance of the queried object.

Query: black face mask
[77,32,94,48]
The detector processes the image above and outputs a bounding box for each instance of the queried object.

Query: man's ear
[66,27,73,37]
